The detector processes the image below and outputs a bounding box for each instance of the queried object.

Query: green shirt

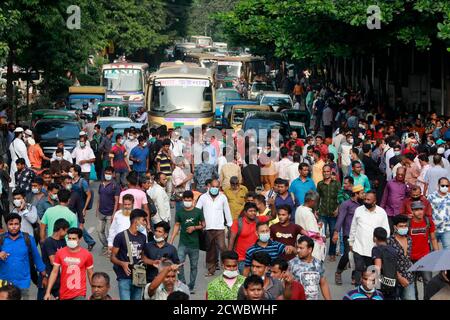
[175,207,204,249]
[207,275,246,300]
[317,179,340,216]
[41,205,78,237]
[337,188,351,204]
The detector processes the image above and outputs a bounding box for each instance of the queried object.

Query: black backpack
[0,232,39,286]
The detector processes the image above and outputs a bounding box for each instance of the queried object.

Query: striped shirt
[155,151,172,177]
[343,287,384,300]
[244,240,285,266]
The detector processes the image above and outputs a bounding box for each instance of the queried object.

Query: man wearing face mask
[71,135,95,182]
[147,172,171,226]
[9,127,31,188]
[124,129,139,168]
[381,166,408,232]
[11,189,38,237]
[130,136,150,176]
[49,148,72,184]
[110,209,148,300]
[142,221,179,284]
[424,155,450,196]
[243,221,295,277]
[97,166,120,254]
[30,176,46,208]
[349,191,390,286]
[333,185,365,285]
[343,271,384,300]
[207,250,245,300]
[400,185,432,219]
[238,251,285,300]
[36,183,59,220]
[196,179,232,276]
[44,227,94,300]
[427,177,450,249]
[169,191,205,294]
[387,215,415,300]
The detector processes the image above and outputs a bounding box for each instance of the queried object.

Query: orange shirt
[28,144,45,169]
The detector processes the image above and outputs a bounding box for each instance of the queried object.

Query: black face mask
[411,196,421,201]
[357,198,364,204]
[364,202,374,209]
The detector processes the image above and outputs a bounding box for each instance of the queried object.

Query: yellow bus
[146,65,215,128]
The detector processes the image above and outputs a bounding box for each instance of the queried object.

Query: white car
[248,82,275,100]
[259,92,293,112]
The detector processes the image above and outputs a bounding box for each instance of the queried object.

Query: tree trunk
[441,48,445,115]
[427,50,431,112]
[6,45,15,108]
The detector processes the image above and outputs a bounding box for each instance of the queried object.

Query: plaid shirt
[15,167,35,193]
[317,179,340,216]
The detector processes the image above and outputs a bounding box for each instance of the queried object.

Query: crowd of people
[0,81,450,301]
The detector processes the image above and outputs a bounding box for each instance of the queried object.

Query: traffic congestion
[0,30,450,303]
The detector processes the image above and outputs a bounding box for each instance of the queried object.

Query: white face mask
[13,199,22,207]
[31,188,40,194]
[104,174,112,181]
[153,235,165,243]
[183,201,192,208]
[55,156,62,161]
[223,269,239,279]
[440,186,448,194]
[66,184,72,191]
[68,172,74,178]
[66,240,78,249]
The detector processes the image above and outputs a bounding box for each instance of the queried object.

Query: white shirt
[385,148,395,180]
[170,139,184,158]
[295,205,325,261]
[10,138,30,166]
[124,138,139,165]
[276,158,293,180]
[147,183,171,224]
[287,162,300,185]
[71,146,95,172]
[51,149,73,163]
[11,204,38,236]
[349,205,390,257]
[217,156,228,175]
[196,193,233,230]
[107,210,147,247]
[143,280,190,300]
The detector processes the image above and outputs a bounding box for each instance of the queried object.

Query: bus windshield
[151,78,213,113]
[217,62,241,80]
[102,69,143,92]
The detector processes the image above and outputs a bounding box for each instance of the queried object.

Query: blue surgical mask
[258,232,270,243]
[209,187,219,196]
[397,227,408,236]
[137,224,146,233]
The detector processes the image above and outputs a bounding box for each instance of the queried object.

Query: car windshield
[286,111,309,123]
[216,90,241,103]
[69,98,101,111]
[252,83,273,91]
[98,119,132,128]
[244,118,289,138]
[261,96,291,107]
[217,62,241,80]
[233,108,263,124]
[35,122,80,140]
[151,78,213,113]
[102,69,143,92]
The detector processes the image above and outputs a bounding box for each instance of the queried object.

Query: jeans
[413,269,432,300]
[97,213,112,248]
[37,274,59,300]
[339,230,345,255]
[118,278,143,300]
[115,172,128,188]
[177,244,200,291]
[20,288,30,300]
[436,231,450,249]
[320,215,337,256]
[397,282,416,300]
[353,251,373,285]
[79,222,96,246]
[337,236,351,273]
[238,261,245,275]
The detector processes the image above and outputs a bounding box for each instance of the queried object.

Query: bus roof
[185,52,264,62]
[102,62,149,70]
[68,86,106,94]
[151,66,213,80]
[159,61,199,69]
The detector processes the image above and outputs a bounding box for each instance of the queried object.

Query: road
[28,181,424,300]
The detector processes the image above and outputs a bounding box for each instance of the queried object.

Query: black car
[241,111,291,147]
[34,119,81,158]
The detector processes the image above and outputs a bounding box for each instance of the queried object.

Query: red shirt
[409,218,435,261]
[289,280,306,300]
[400,197,432,218]
[314,144,328,160]
[231,215,270,261]
[54,247,94,300]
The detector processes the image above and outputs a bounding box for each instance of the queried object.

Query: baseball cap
[352,185,364,193]
[411,201,425,210]
[25,129,33,136]
[14,127,24,133]
[79,131,87,136]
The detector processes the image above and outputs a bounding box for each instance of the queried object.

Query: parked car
[242,111,291,147]
[230,105,271,131]
[34,119,81,158]
[221,100,260,129]
[215,88,242,127]
[281,109,310,137]
[259,92,293,112]
[248,81,276,100]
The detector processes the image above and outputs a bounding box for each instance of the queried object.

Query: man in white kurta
[9,127,30,188]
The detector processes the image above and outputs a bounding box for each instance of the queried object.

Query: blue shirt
[0,232,46,289]
[130,145,149,173]
[244,240,285,267]
[343,286,384,300]
[72,177,89,206]
[275,193,296,222]
[289,177,316,206]
[36,198,54,219]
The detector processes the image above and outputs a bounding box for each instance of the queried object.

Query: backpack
[0,232,38,286]
[77,177,94,210]
[232,216,261,250]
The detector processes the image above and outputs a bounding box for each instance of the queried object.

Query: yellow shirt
[312,159,325,186]
[257,207,279,226]
[223,186,248,220]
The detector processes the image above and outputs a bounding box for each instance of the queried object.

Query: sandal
[205,272,215,277]
[335,272,343,285]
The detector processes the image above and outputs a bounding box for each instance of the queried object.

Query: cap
[437,139,445,145]
[25,129,33,136]
[14,127,24,133]
[79,131,86,136]
[352,185,364,193]
[28,138,35,146]
[437,147,445,155]
[411,201,425,210]
[230,176,239,184]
